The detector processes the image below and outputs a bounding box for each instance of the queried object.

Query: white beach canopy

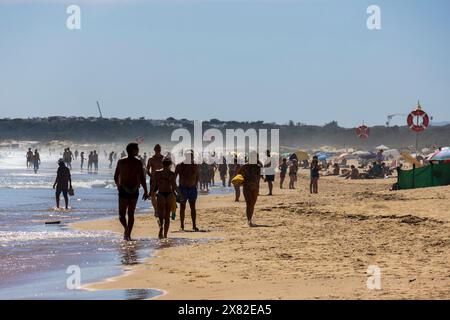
[376,145,390,151]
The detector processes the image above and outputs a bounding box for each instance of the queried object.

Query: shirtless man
[53,159,72,209]
[26,148,33,168]
[33,149,41,174]
[147,144,164,209]
[263,149,275,196]
[218,157,228,187]
[151,157,179,239]
[114,143,149,241]
[175,150,199,231]
[236,151,262,227]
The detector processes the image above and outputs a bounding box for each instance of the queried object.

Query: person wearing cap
[151,156,179,239]
[53,159,72,209]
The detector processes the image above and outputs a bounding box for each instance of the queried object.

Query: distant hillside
[0,117,449,150]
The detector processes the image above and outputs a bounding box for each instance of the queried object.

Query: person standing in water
[114,143,149,241]
[93,150,99,173]
[218,156,228,187]
[151,157,179,239]
[175,150,199,231]
[109,151,115,169]
[53,159,72,210]
[87,151,93,172]
[26,148,33,168]
[310,156,320,194]
[33,149,41,174]
[74,150,79,160]
[80,151,86,171]
[236,151,262,227]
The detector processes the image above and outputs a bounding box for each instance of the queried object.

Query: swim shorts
[265,175,275,182]
[179,186,198,203]
[118,186,139,200]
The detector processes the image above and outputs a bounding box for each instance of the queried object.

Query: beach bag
[169,193,177,212]
[68,187,75,196]
[231,174,244,186]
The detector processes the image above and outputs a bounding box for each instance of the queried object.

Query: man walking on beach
[53,159,72,210]
[26,148,33,168]
[33,149,41,174]
[114,143,149,241]
[93,150,99,173]
[175,150,199,231]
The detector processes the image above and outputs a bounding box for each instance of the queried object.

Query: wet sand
[73,170,450,299]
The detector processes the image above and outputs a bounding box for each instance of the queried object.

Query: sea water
[0,148,230,299]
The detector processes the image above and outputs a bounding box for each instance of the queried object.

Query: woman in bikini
[151,157,179,239]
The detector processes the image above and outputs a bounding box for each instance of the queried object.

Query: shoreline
[72,172,450,299]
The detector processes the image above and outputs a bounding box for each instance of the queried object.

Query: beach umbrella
[376,145,390,151]
[338,153,355,160]
[429,149,450,161]
[425,150,440,160]
[353,151,371,156]
[295,150,309,161]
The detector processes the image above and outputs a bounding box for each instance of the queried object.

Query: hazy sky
[0,0,449,127]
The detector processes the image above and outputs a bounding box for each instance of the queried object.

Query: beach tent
[376,145,390,151]
[397,162,450,189]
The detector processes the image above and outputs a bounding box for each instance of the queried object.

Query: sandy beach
[73,170,450,300]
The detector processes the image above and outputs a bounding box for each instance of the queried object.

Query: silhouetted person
[151,157,179,239]
[26,148,33,168]
[236,151,262,227]
[80,151,86,171]
[114,143,149,241]
[175,150,199,231]
[33,149,41,174]
[147,144,164,210]
[53,159,72,209]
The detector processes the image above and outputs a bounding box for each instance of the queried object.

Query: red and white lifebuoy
[356,125,370,139]
[407,108,429,132]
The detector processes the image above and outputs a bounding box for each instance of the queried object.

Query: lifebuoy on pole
[407,105,429,133]
[356,125,370,139]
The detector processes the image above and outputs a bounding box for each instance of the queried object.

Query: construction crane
[386,113,407,127]
[96,101,103,118]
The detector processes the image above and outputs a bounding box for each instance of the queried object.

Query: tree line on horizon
[0,117,449,150]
